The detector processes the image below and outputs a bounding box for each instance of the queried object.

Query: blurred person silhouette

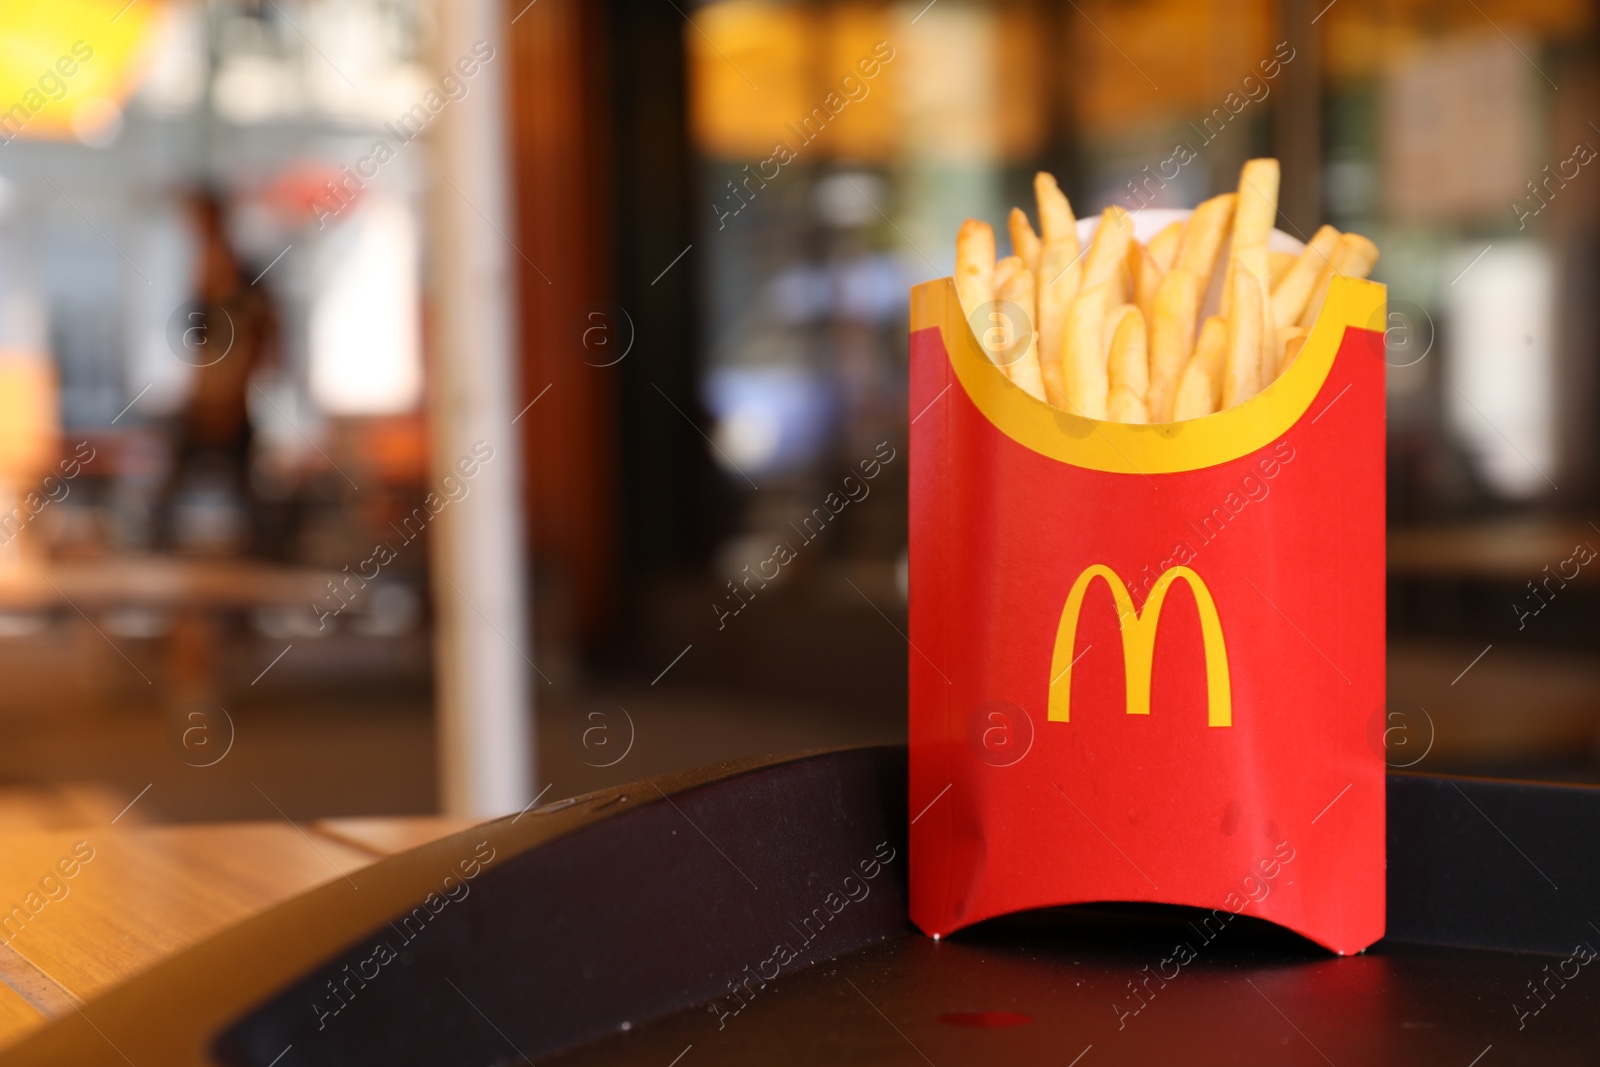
[155,190,282,555]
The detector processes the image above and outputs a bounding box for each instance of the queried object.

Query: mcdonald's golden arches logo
[1048,565,1232,728]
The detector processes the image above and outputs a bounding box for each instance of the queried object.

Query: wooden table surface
[1387,516,1600,580]
[0,815,479,1052]
[0,557,337,611]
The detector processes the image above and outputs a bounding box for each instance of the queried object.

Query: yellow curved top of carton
[911,270,1385,475]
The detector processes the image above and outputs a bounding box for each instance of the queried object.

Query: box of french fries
[907,160,1386,955]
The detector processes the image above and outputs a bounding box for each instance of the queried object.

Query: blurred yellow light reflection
[0,0,158,143]
[0,0,157,143]
[0,353,58,487]
[689,1,814,160]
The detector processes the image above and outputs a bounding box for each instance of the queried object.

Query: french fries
[1279,329,1308,374]
[1130,242,1164,324]
[1063,282,1112,419]
[1269,249,1297,286]
[1174,193,1236,283]
[1105,305,1150,424]
[1147,268,1202,423]
[1221,159,1277,317]
[1009,207,1041,278]
[1299,232,1380,329]
[1034,172,1077,248]
[1275,326,1307,378]
[1229,244,1276,388]
[950,159,1378,424]
[955,219,997,362]
[1034,172,1083,407]
[1172,316,1228,421]
[994,254,1022,295]
[1272,225,1340,328]
[1222,261,1264,409]
[1082,207,1134,295]
[1148,219,1186,272]
[997,266,1046,401]
[1037,240,1079,407]
[1234,159,1280,246]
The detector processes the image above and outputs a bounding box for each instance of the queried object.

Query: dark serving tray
[2,746,1598,1066]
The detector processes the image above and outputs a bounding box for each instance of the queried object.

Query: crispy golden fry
[1298,232,1380,328]
[1105,305,1150,424]
[1226,245,1276,384]
[1063,281,1112,419]
[1148,219,1186,272]
[1009,207,1041,280]
[1171,316,1228,420]
[997,267,1046,401]
[1103,303,1138,369]
[1082,206,1134,295]
[1171,366,1216,422]
[1222,197,1275,314]
[994,254,1022,295]
[1130,242,1164,325]
[1260,305,1278,388]
[1268,325,1307,382]
[1037,239,1080,407]
[1220,158,1279,317]
[955,219,996,352]
[1107,387,1149,422]
[1334,232,1381,278]
[1147,268,1202,423]
[1034,171,1077,248]
[981,255,1023,365]
[1271,225,1340,329]
[1269,249,1297,286]
[1278,330,1308,374]
[1222,261,1265,409]
[1261,329,1287,389]
[1233,158,1280,251]
[1217,244,1274,376]
[1173,193,1237,296]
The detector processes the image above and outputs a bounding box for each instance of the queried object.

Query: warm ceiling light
[0,0,160,145]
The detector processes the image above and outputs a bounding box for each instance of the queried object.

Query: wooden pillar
[506,0,619,652]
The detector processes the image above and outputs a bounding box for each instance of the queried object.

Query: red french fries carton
[908,215,1386,955]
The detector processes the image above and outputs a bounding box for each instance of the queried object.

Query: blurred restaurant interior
[0,0,1598,833]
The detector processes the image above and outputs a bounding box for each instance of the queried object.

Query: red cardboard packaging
[907,214,1387,955]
